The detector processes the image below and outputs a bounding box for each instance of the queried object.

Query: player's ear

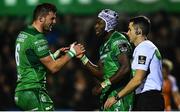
[39,17,45,22]
[135,28,142,35]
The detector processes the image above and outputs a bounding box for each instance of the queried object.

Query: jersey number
[15,43,20,66]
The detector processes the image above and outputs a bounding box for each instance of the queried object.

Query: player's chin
[44,28,52,32]
[49,24,54,29]
[48,26,53,31]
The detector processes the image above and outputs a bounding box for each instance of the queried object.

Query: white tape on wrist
[67,51,75,58]
[49,51,55,61]
[80,55,89,65]
[69,43,76,56]
[53,49,60,59]
[101,79,111,88]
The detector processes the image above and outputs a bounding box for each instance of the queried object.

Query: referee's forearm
[117,75,142,98]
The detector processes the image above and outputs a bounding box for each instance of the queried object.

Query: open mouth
[49,25,53,31]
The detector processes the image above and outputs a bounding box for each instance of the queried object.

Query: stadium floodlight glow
[171,0,180,2]
[136,0,159,3]
[78,0,91,4]
[98,0,121,4]
[59,0,72,5]
[4,0,16,6]
[26,0,39,6]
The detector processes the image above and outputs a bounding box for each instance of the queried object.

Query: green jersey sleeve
[112,39,131,56]
[32,34,50,58]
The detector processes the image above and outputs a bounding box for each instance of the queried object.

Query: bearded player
[14,3,84,111]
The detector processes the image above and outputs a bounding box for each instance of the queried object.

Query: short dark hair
[33,3,57,21]
[130,16,151,36]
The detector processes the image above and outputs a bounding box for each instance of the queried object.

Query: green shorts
[14,88,54,111]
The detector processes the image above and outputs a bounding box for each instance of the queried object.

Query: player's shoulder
[134,40,157,56]
[23,25,43,37]
[111,31,128,42]
[137,40,156,50]
[111,31,130,47]
[111,31,127,40]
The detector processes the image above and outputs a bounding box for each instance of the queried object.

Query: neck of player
[32,21,43,33]
[134,35,146,46]
[104,30,114,42]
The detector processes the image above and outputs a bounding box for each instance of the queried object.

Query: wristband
[115,94,121,101]
[53,49,60,59]
[49,50,61,61]
[67,50,76,58]
[80,55,89,65]
[49,51,55,61]
[69,43,76,56]
[101,79,111,88]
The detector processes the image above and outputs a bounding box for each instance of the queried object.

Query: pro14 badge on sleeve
[138,55,146,64]
[119,43,128,53]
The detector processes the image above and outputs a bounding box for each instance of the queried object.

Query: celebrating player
[14,3,85,111]
[77,9,133,111]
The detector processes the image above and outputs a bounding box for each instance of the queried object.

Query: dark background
[0,0,180,110]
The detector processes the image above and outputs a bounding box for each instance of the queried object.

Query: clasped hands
[57,42,85,58]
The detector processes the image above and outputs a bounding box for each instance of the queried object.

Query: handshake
[52,42,86,60]
[67,42,85,58]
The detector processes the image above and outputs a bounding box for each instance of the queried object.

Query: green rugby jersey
[15,25,50,91]
[99,31,132,79]
[99,31,132,103]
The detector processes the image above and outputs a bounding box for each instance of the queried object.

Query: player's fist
[73,43,85,56]
[67,42,85,58]
[76,53,84,59]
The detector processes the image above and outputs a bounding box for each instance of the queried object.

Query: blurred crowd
[0,10,180,110]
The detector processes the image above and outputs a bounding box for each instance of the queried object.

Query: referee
[104,16,164,111]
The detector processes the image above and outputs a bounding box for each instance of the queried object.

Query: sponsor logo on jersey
[17,33,27,42]
[113,40,127,47]
[138,55,146,64]
[37,45,48,51]
[34,39,47,45]
[18,33,27,39]
[119,43,128,53]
